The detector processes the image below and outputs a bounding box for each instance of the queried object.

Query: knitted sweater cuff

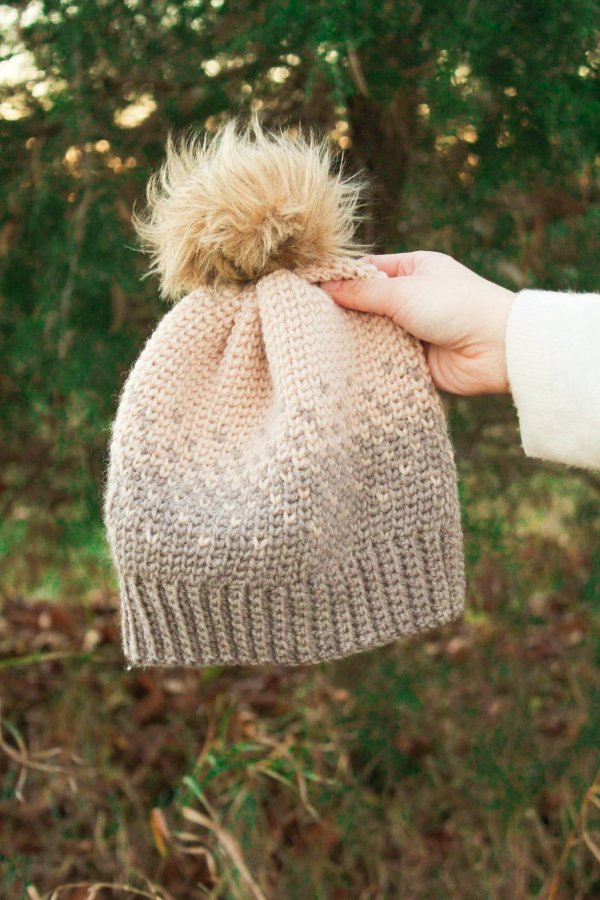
[506,289,600,470]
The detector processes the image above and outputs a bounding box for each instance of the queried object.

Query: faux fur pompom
[133,117,367,299]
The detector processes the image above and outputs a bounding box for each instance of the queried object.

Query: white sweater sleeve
[505,289,600,470]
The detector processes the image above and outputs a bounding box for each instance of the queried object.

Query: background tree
[1,0,598,572]
[1,2,600,896]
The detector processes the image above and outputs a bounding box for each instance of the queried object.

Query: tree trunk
[347,88,417,251]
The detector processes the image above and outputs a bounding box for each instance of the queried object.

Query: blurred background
[1,1,599,897]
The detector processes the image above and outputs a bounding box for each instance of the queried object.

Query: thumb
[321,276,404,320]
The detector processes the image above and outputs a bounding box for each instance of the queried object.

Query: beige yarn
[104,121,465,667]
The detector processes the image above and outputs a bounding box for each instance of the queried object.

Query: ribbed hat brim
[119,527,465,668]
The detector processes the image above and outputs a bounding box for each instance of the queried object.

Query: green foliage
[1,0,599,579]
[0,4,599,895]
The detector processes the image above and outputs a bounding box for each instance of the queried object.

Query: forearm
[506,289,600,470]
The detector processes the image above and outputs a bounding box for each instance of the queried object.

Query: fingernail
[322,280,342,292]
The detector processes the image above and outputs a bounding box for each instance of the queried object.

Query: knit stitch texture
[104,122,465,667]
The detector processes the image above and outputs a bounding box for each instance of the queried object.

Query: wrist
[489,285,515,394]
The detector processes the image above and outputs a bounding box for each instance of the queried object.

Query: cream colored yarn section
[105,259,464,666]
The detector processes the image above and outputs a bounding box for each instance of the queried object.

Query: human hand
[322,251,515,396]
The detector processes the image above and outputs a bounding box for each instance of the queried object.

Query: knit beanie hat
[104,119,465,668]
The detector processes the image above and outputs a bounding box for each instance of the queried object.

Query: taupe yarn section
[105,260,465,667]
